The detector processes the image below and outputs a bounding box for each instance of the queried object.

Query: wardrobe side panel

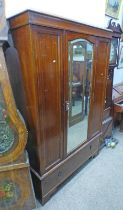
[11,25,41,173]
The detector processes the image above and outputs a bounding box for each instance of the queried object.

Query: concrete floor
[35,128,123,210]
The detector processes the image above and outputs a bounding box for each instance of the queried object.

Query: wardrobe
[8,10,112,204]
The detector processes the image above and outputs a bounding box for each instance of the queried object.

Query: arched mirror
[67,39,93,153]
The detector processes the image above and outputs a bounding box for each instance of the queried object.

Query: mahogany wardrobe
[8,10,113,204]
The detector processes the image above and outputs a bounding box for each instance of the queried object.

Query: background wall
[5,0,106,27]
[5,0,123,85]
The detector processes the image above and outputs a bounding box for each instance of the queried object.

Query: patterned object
[0,47,27,164]
[0,0,8,40]
[0,180,20,208]
[0,124,15,154]
[0,87,17,155]
[0,163,36,210]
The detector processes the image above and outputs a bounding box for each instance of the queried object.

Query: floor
[35,128,123,210]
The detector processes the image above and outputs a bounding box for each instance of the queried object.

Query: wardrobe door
[65,33,109,154]
[64,33,95,154]
[32,26,63,174]
[88,40,110,138]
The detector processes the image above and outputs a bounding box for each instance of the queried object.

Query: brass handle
[65,101,70,111]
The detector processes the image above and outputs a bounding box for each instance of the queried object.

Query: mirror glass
[67,39,93,153]
[109,38,118,64]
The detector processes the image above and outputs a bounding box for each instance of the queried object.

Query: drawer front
[41,134,100,197]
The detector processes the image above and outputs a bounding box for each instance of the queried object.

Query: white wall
[5,0,123,85]
[5,0,28,17]
[5,0,106,27]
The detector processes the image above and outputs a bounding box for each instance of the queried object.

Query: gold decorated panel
[0,47,27,164]
[0,165,36,210]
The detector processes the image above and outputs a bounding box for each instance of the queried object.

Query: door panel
[65,33,108,154]
[88,41,109,138]
[65,33,95,154]
[32,26,63,173]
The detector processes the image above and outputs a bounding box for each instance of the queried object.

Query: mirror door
[66,37,94,154]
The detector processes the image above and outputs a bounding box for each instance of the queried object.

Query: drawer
[41,134,100,197]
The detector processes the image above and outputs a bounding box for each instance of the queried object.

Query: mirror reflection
[67,39,93,153]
